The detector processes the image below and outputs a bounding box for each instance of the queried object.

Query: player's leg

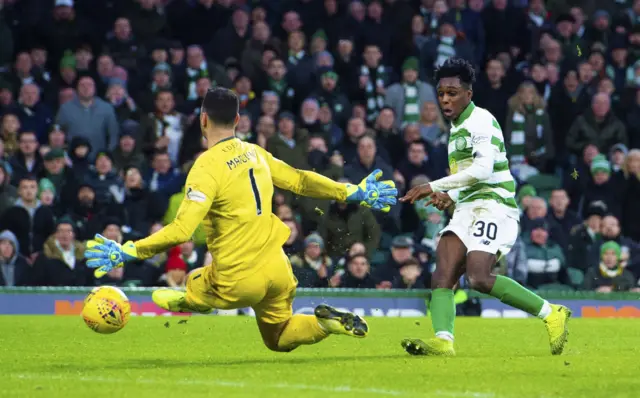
[402,232,466,356]
[152,267,215,313]
[254,301,367,352]
[464,216,571,355]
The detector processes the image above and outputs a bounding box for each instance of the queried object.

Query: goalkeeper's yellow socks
[277,314,329,351]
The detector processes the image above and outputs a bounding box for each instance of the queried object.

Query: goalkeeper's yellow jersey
[133,137,347,280]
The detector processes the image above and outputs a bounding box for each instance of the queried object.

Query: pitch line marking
[12,373,496,398]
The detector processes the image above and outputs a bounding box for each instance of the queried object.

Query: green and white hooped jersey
[447,102,520,218]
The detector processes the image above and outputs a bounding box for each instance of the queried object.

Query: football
[82,286,131,334]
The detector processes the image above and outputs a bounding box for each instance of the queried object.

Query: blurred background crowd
[0,0,639,294]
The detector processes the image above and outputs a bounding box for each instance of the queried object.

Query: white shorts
[439,203,519,258]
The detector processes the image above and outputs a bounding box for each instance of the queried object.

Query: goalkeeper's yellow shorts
[186,248,297,324]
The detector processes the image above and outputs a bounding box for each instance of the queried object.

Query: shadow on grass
[34,354,406,372]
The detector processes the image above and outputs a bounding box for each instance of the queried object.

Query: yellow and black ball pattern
[81,286,131,334]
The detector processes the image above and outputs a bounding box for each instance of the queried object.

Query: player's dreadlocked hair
[434,57,476,88]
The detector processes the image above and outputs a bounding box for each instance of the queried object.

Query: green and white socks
[430,276,552,342]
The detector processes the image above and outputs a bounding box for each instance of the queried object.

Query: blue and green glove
[84,234,139,278]
[345,169,398,212]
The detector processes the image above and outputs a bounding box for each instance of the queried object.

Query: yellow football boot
[314,304,368,338]
[401,337,455,356]
[152,289,212,314]
[544,304,572,355]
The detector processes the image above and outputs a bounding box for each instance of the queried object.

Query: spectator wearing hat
[9,131,44,186]
[178,241,207,273]
[137,62,175,113]
[333,253,378,289]
[609,143,628,173]
[0,230,32,286]
[41,124,68,158]
[56,76,120,159]
[566,92,627,158]
[606,36,629,93]
[0,164,17,218]
[590,214,640,274]
[522,218,567,289]
[163,246,188,288]
[290,233,332,288]
[121,165,167,237]
[0,175,55,258]
[314,68,351,128]
[385,57,436,130]
[267,111,309,171]
[67,136,92,181]
[375,235,416,288]
[585,10,613,48]
[53,51,78,95]
[38,178,56,209]
[580,154,625,218]
[31,216,91,286]
[112,123,145,174]
[68,184,113,242]
[85,151,124,206]
[568,201,606,273]
[583,241,637,292]
[41,148,75,205]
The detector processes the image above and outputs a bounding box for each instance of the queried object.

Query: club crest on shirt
[455,136,466,151]
[186,187,207,202]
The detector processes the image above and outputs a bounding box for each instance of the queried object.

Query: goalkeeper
[84,87,397,352]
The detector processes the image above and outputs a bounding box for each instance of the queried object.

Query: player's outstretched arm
[258,146,397,212]
[401,136,496,204]
[84,156,216,278]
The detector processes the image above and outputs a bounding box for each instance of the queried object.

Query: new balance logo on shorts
[481,240,491,246]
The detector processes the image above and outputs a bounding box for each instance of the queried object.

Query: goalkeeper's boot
[544,304,572,355]
[314,304,368,338]
[152,289,213,314]
[401,337,455,357]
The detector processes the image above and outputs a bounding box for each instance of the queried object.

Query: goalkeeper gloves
[84,234,139,278]
[345,169,397,212]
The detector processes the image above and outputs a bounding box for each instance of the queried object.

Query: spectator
[344,135,394,186]
[504,81,554,174]
[138,63,175,112]
[474,58,511,128]
[420,15,475,80]
[121,165,166,237]
[333,253,377,289]
[481,0,529,60]
[314,69,350,128]
[0,230,32,286]
[385,57,436,130]
[521,196,567,253]
[397,140,434,194]
[376,236,416,288]
[32,217,90,286]
[319,191,381,258]
[290,233,331,288]
[0,165,18,217]
[580,155,625,218]
[179,241,206,272]
[566,92,627,157]
[583,241,637,292]
[9,131,44,186]
[0,174,56,258]
[182,45,230,102]
[163,246,188,288]
[568,201,606,273]
[590,215,640,275]
[56,76,119,159]
[358,43,390,123]
[393,257,426,289]
[145,150,184,199]
[41,148,75,205]
[609,143,628,173]
[139,89,188,164]
[523,218,567,289]
[418,101,448,148]
[504,236,528,286]
[12,83,53,144]
[105,81,140,124]
[267,111,309,170]
[547,189,582,243]
[112,124,145,173]
[1,112,20,157]
[210,6,250,64]
[621,150,640,242]
[85,151,123,206]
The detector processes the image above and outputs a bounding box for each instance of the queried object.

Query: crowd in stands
[1,0,640,293]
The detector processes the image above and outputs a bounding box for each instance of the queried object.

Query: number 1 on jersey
[249,168,262,215]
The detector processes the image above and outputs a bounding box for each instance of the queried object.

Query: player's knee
[262,339,292,352]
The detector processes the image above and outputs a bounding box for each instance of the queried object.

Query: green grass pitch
[2,316,639,398]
